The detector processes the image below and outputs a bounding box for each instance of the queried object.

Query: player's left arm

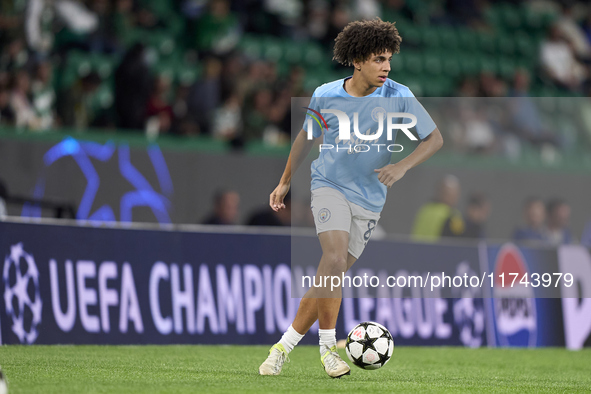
[374,128,443,188]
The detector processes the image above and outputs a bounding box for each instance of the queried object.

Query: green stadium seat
[238,35,263,59]
[403,51,423,74]
[457,52,480,75]
[303,43,324,67]
[262,39,283,62]
[437,27,459,50]
[153,61,175,80]
[147,31,176,57]
[421,28,439,48]
[515,33,538,58]
[176,65,200,86]
[283,42,303,64]
[90,54,118,79]
[496,57,517,78]
[423,53,442,75]
[496,33,517,56]
[441,56,461,78]
[456,28,478,51]
[401,25,421,47]
[498,4,524,30]
[391,56,404,73]
[477,34,496,54]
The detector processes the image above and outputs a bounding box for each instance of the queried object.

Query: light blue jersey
[304,77,436,212]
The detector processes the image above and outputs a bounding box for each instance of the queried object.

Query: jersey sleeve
[403,92,437,140]
[302,89,323,139]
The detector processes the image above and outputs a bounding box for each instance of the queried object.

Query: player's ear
[352,58,362,72]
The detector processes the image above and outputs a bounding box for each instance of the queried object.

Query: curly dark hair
[333,18,402,66]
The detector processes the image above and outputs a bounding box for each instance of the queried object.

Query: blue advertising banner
[0,221,571,348]
[485,243,565,347]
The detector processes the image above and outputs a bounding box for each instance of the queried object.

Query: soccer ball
[345,322,394,370]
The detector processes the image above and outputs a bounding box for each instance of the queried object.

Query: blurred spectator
[382,0,416,23]
[202,189,240,225]
[212,94,242,140]
[513,197,548,243]
[460,105,496,154]
[355,0,381,20]
[113,0,135,42]
[145,75,174,134]
[323,5,352,47]
[445,0,489,30]
[442,192,490,239]
[25,0,98,54]
[58,72,102,130]
[457,77,479,97]
[10,69,42,129]
[540,24,587,91]
[247,192,291,226]
[114,43,152,130]
[243,88,272,141]
[188,57,222,135]
[508,69,560,148]
[194,0,240,55]
[479,72,507,98]
[31,61,56,130]
[135,4,162,30]
[87,0,119,54]
[555,3,591,60]
[0,87,16,126]
[307,2,331,42]
[171,85,199,136]
[545,198,574,245]
[0,39,28,72]
[412,175,463,241]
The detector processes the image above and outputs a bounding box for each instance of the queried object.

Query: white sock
[278,325,304,354]
[319,328,337,355]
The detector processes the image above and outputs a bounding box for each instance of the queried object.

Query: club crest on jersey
[371,107,387,122]
[318,208,331,223]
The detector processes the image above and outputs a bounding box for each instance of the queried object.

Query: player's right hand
[270,183,290,212]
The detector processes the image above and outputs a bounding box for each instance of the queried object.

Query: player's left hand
[374,164,407,188]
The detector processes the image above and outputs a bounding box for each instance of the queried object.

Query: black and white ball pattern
[345,322,394,370]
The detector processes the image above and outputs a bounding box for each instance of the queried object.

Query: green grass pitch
[0,345,590,393]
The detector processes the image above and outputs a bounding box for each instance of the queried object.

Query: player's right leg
[315,230,351,378]
[259,252,359,376]
[260,187,352,376]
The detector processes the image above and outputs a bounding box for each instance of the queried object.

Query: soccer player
[258,18,443,378]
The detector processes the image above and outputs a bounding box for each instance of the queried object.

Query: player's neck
[345,73,378,97]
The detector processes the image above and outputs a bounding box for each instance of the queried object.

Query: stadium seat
[303,43,324,67]
[262,38,283,62]
[403,51,423,74]
[423,53,442,75]
[238,35,263,59]
[437,27,459,50]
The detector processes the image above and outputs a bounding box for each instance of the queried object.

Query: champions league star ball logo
[452,261,485,348]
[3,243,42,344]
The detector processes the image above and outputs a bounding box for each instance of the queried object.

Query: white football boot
[320,345,351,378]
[259,344,289,375]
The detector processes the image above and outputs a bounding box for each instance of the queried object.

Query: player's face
[358,51,393,87]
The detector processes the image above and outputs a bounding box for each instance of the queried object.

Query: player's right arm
[270,129,315,211]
